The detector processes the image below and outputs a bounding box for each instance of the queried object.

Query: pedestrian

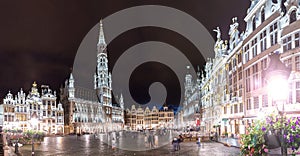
[112,137,116,150]
[172,137,178,151]
[148,133,154,149]
[154,134,158,148]
[215,132,218,141]
[197,137,201,147]
[178,135,183,150]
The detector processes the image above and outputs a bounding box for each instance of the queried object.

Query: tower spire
[98,19,106,46]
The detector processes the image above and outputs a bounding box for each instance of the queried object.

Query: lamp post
[30,113,38,156]
[263,53,291,156]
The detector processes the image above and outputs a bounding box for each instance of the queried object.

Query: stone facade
[0,82,64,135]
[197,0,300,137]
[125,104,174,130]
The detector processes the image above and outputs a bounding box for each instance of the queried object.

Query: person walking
[215,131,218,141]
[197,137,201,148]
[148,133,154,149]
[112,137,116,150]
[172,137,179,151]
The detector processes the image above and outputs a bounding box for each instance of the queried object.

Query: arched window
[261,7,265,23]
[252,16,256,31]
[290,10,297,24]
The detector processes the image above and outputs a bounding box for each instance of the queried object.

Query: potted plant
[241,113,300,155]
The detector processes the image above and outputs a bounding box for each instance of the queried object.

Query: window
[296,56,300,72]
[238,69,242,80]
[270,23,278,46]
[246,69,251,92]
[283,36,292,51]
[295,32,300,48]
[296,90,300,103]
[238,53,242,63]
[261,58,268,70]
[285,57,292,69]
[229,74,232,86]
[252,16,256,31]
[239,84,243,96]
[247,98,252,110]
[252,38,258,58]
[296,81,300,89]
[244,44,250,62]
[260,30,267,52]
[252,64,260,90]
[290,10,297,24]
[254,96,259,109]
[262,95,268,107]
[261,7,265,23]
[234,104,238,113]
[239,103,243,113]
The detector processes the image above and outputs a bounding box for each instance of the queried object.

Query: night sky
[0,1,250,108]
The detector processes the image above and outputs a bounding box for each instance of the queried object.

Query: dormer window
[261,7,265,23]
[290,10,297,24]
[252,16,256,31]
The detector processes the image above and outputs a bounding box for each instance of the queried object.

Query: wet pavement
[18,132,240,156]
[218,138,240,148]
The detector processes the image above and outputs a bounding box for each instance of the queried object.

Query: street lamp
[30,112,38,156]
[263,53,291,156]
